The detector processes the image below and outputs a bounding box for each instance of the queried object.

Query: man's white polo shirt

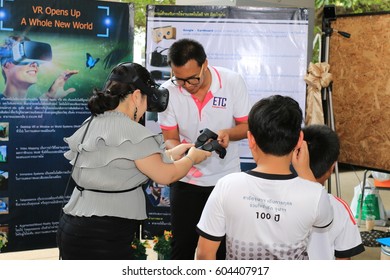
[158,66,251,186]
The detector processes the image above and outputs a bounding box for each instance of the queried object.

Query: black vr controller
[195,128,226,159]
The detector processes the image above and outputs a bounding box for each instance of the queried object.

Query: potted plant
[131,237,150,260]
[153,230,172,260]
[0,232,8,253]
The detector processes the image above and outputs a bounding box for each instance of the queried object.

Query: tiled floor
[0,169,389,260]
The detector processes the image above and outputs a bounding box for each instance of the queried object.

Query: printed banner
[142,180,171,240]
[0,0,134,253]
[143,5,309,238]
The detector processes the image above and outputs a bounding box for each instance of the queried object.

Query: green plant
[118,0,176,34]
[0,232,8,252]
[131,237,150,259]
[153,230,172,257]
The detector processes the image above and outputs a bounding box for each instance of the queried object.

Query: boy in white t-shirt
[302,124,365,259]
[196,95,333,260]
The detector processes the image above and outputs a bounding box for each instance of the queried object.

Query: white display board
[146,5,309,161]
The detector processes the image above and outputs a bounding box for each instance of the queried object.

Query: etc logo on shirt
[212,97,227,109]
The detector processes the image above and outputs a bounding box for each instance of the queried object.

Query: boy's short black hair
[303,124,340,179]
[248,95,302,156]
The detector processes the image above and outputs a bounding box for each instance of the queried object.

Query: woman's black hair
[87,63,154,115]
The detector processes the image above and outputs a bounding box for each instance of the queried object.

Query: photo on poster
[0,170,8,191]
[0,33,121,100]
[0,0,134,102]
[0,123,9,141]
[152,25,177,43]
[144,180,170,208]
[0,197,9,214]
[142,179,171,240]
[0,225,9,253]
[0,146,7,163]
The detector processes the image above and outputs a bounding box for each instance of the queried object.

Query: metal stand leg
[324,85,341,197]
[321,12,349,197]
[358,170,369,227]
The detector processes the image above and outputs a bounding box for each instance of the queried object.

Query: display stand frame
[321,5,350,197]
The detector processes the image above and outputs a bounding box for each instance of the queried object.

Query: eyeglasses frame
[170,63,205,87]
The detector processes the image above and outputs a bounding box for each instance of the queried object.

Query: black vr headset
[12,41,52,64]
[107,62,169,113]
[149,47,168,67]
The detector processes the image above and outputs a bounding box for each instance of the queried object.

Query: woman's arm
[135,147,211,185]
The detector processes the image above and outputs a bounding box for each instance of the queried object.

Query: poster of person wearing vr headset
[0,34,130,102]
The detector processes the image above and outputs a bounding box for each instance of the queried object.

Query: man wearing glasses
[158,38,252,260]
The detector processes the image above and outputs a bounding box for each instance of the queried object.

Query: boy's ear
[319,162,337,184]
[247,131,256,150]
[329,162,336,174]
[294,130,304,150]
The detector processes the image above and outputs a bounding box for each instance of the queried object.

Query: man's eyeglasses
[171,63,204,87]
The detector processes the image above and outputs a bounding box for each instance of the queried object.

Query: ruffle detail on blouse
[63,111,165,168]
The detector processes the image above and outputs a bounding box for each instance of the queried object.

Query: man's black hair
[167,38,206,67]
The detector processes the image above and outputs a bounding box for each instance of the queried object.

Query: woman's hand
[136,147,211,185]
[187,147,212,165]
[167,143,194,160]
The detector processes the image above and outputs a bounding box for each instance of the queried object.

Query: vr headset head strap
[106,62,169,113]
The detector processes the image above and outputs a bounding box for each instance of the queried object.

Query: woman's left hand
[167,143,194,161]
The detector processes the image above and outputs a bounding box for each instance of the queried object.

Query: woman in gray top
[57,62,211,260]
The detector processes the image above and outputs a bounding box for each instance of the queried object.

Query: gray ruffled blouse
[63,111,169,220]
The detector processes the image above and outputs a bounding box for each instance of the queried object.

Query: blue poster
[0,0,134,253]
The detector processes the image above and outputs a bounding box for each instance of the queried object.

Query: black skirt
[57,213,141,260]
